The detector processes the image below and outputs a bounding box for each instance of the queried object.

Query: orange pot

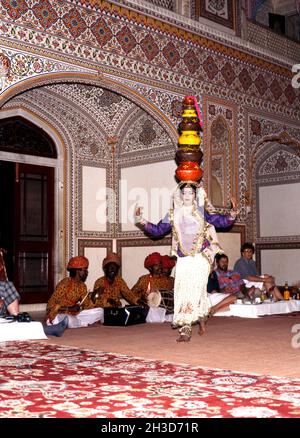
[175,161,203,182]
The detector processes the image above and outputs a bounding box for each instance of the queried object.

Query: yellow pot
[182,108,197,118]
[178,131,201,145]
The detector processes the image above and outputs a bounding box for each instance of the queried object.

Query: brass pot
[176,149,203,164]
[178,120,200,133]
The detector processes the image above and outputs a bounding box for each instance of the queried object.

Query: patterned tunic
[216,269,244,295]
[92,276,139,307]
[165,276,175,290]
[46,277,89,322]
[131,274,171,300]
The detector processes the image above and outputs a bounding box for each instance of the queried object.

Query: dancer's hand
[230,197,239,218]
[134,204,146,225]
[230,197,237,210]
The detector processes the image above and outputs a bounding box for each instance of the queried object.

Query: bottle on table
[283,281,290,300]
[292,287,297,300]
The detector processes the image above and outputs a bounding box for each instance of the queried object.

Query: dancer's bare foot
[198,318,206,336]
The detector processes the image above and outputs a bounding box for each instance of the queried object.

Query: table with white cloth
[228,299,300,318]
[0,319,47,342]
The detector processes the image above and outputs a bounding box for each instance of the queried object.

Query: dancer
[135,182,237,342]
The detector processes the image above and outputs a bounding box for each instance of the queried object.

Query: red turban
[67,256,89,270]
[102,252,121,269]
[161,255,176,269]
[144,252,162,269]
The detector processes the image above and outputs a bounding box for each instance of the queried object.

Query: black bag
[5,312,32,322]
[104,305,148,326]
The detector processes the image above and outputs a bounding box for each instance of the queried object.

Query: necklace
[170,206,208,256]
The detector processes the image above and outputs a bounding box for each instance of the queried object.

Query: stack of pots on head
[175,96,203,182]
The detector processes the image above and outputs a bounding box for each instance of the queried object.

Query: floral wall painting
[197,0,235,30]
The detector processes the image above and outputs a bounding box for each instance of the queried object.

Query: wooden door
[0,161,54,304]
[15,163,54,303]
[0,116,57,304]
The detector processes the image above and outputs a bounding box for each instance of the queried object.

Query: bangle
[230,208,239,217]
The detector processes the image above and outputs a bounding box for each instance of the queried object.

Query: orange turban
[144,252,162,269]
[102,252,121,269]
[67,256,89,270]
[161,255,176,269]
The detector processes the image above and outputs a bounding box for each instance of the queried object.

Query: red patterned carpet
[1,341,300,418]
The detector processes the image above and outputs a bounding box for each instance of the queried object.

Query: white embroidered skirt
[173,253,211,326]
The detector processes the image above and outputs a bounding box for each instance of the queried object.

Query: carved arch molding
[252,133,300,243]
[1,80,177,163]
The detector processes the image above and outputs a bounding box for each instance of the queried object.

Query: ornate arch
[0,72,178,145]
[0,106,70,283]
[251,133,300,242]
[117,105,175,161]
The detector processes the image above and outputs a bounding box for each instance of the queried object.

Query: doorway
[0,161,54,304]
[0,116,57,304]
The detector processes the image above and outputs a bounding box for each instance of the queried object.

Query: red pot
[175,161,203,182]
[183,96,195,106]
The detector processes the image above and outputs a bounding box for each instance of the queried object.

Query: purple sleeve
[144,214,172,238]
[204,211,234,229]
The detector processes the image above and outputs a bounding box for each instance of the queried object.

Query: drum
[147,291,162,307]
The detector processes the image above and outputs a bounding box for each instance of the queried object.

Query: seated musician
[89,252,139,308]
[131,252,170,307]
[45,256,106,328]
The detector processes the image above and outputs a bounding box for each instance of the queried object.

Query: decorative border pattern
[0,0,297,112]
[117,237,172,255]
[117,236,172,275]
[78,238,113,256]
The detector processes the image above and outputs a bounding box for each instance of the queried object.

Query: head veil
[171,181,216,214]
[169,181,217,257]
